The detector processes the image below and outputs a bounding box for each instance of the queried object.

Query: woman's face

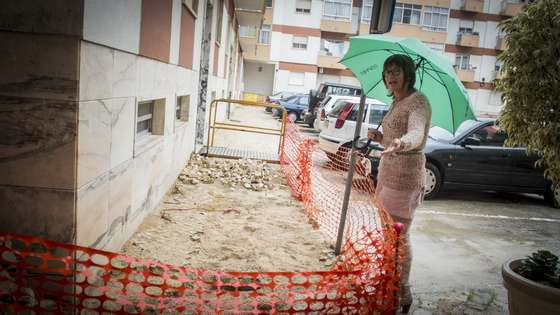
[384,64,405,95]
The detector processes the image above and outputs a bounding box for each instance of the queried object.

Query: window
[298,95,309,105]
[470,125,507,147]
[289,72,305,86]
[323,0,352,20]
[423,6,449,32]
[182,0,198,15]
[292,36,308,49]
[393,3,422,25]
[362,0,374,22]
[296,0,311,14]
[239,26,257,38]
[320,39,345,57]
[455,54,470,70]
[136,99,165,141]
[458,20,475,34]
[259,25,271,44]
[216,0,224,43]
[266,0,273,8]
[137,101,154,137]
[176,95,190,122]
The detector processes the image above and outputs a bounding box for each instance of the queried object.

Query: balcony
[388,23,447,44]
[501,1,524,16]
[320,19,353,34]
[496,37,507,51]
[317,53,346,70]
[234,0,265,28]
[457,32,480,47]
[456,68,475,82]
[244,44,270,62]
[461,0,484,13]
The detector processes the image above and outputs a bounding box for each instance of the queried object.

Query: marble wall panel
[0,0,83,36]
[105,159,134,251]
[78,100,111,188]
[130,139,163,219]
[79,42,114,101]
[109,97,135,169]
[76,174,109,247]
[0,96,77,189]
[113,50,138,99]
[0,31,79,101]
[0,185,75,243]
[136,57,157,99]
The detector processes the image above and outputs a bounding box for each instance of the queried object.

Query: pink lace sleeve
[400,95,430,151]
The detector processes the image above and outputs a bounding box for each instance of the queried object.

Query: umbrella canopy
[340,35,476,134]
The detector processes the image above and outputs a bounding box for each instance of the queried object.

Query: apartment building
[243,0,526,117]
[0,0,264,249]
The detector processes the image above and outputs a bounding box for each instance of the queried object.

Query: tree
[497,0,560,186]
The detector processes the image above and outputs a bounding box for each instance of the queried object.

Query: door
[445,124,511,187]
[506,147,547,190]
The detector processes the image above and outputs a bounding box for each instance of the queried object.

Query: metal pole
[335,92,366,255]
[335,0,365,256]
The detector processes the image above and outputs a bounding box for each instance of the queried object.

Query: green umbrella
[340,34,476,133]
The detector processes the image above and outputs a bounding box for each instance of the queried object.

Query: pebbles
[178,155,277,192]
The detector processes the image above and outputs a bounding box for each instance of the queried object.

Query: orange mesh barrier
[0,122,402,314]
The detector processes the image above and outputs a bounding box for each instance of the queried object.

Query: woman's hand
[367,128,383,142]
[381,138,405,156]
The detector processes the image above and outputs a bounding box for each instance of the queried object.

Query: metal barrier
[202,98,286,163]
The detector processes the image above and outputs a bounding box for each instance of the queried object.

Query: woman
[367,54,431,313]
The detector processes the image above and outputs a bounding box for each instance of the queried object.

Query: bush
[496,0,560,184]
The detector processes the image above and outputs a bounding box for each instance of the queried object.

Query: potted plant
[502,250,560,314]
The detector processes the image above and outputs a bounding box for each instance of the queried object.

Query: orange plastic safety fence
[0,121,402,315]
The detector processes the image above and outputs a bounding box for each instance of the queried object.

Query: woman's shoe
[400,303,412,314]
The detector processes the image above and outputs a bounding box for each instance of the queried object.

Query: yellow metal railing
[206,98,287,160]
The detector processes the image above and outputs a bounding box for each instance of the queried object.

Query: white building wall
[83,0,142,54]
[169,0,182,64]
[270,32,321,65]
[272,0,323,28]
[276,70,317,94]
[244,62,275,96]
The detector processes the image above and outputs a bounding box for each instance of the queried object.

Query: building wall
[0,1,82,243]
[244,62,275,96]
[270,31,321,65]
[76,0,247,251]
[272,0,323,29]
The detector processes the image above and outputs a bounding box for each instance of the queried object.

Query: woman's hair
[382,54,417,97]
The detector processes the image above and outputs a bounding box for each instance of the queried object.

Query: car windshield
[454,120,480,137]
[428,126,454,142]
[282,94,300,102]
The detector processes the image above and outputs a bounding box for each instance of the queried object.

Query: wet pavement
[408,190,560,314]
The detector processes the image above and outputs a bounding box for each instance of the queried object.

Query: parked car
[304,83,361,127]
[265,91,297,112]
[313,95,362,132]
[360,119,560,207]
[273,94,310,122]
[318,96,388,158]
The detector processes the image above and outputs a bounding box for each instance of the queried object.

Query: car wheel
[308,121,314,128]
[287,111,299,122]
[424,162,442,200]
[545,182,560,208]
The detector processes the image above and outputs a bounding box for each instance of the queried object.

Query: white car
[318,96,388,157]
[313,95,362,132]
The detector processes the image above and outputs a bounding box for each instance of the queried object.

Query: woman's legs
[392,214,413,306]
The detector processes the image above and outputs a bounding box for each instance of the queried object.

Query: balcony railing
[501,1,524,16]
[461,0,484,13]
[457,32,480,47]
[455,68,475,82]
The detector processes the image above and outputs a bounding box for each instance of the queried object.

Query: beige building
[0,0,265,249]
[242,0,526,117]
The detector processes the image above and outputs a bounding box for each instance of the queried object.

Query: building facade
[243,0,526,117]
[0,0,264,250]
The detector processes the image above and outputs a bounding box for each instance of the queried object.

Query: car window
[347,105,369,122]
[368,106,387,125]
[298,96,309,105]
[319,96,331,107]
[329,100,354,117]
[470,125,507,147]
